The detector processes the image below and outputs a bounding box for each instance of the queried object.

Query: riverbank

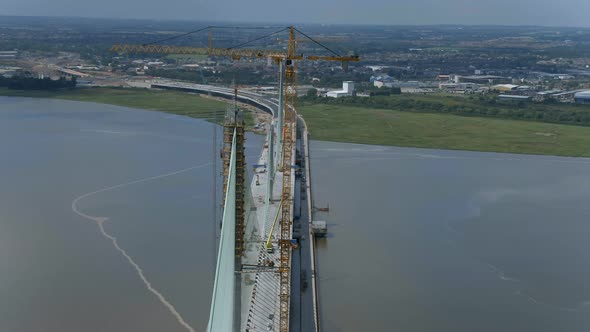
[298,104,590,157]
[3,87,590,157]
[0,87,239,124]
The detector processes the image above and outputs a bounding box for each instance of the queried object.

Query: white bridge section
[207,130,236,332]
[151,81,276,116]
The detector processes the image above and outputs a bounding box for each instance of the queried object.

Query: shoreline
[3,87,590,158]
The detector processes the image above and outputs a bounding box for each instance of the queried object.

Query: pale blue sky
[3,0,590,27]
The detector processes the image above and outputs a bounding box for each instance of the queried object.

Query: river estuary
[1,97,589,331]
[0,97,263,332]
[311,141,590,332]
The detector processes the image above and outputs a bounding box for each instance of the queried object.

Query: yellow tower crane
[111,26,359,332]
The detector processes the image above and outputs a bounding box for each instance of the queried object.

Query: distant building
[147,61,165,68]
[370,74,393,83]
[556,74,575,80]
[459,75,511,84]
[374,80,394,88]
[535,90,563,101]
[498,94,531,102]
[491,84,519,92]
[552,90,579,102]
[574,91,590,104]
[372,74,395,88]
[367,65,389,72]
[326,81,355,98]
[0,51,18,59]
[439,82,479,92]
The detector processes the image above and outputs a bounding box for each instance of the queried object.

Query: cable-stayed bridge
[153,81,321,332]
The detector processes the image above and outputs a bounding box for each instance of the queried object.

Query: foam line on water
[72,163,211,332]
[514,290,588,312]
[483,263,589,312]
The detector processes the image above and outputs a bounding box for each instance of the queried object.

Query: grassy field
[298,103,590,157]
[0,87,236,123]
[300,92,590,126]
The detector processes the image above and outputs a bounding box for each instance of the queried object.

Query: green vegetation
[0,87,253,125]
[146,68,274,85]
[3,87,590,156]
[0,76,77,90]
[146,69,206,83]
[300,94,590,127]
[298,104,590,157]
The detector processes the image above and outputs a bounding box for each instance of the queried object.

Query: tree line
[299,94,590,127]
[0,76,77,90]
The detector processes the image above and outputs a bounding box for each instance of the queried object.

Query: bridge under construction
[201,79,320,332]
[111,26,359,332]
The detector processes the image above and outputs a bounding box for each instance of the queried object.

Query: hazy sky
[3,0,590,27]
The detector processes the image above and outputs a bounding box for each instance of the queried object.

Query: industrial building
[370,74,393,83]
[574,91,590,104]
[0,51,18,59]
[327,81,355,98]
[498,94,531,102]
[456,75,511,84]
[552,90,580,102]
[374,80,394,88]
[439,82,479,92]
[491,84,519,92]
[371,74,394,88]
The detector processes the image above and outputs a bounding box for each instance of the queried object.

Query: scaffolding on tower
[221,86,246,258]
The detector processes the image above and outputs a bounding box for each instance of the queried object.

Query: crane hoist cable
[143,25,287,47]
[292,27,341,57]
[226,27,290,50]
[143,26,212,46]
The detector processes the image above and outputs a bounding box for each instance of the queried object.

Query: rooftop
[498,94,530,99]
[493,84,519,90]
[574,90,590,98]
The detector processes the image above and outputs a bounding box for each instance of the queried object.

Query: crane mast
[278,26,297,332]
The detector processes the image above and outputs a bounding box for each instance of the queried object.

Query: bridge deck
[240,124,289,332]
